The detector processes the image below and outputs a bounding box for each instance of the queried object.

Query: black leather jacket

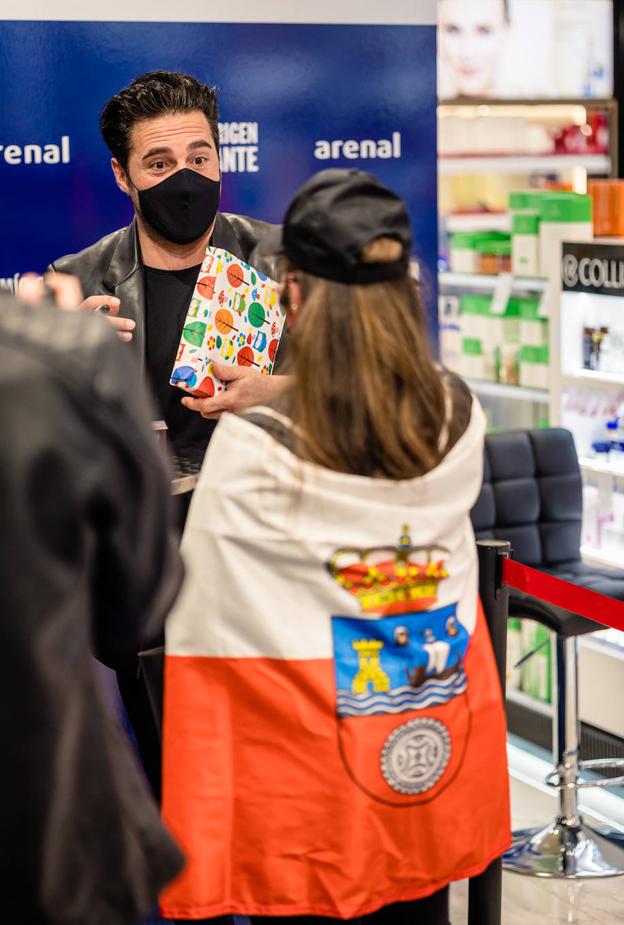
[51,212,276,370]
[0,294,184,923]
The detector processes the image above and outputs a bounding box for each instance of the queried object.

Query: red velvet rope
[503,558,624,634]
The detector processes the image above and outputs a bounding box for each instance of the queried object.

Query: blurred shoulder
[0,294,144,422]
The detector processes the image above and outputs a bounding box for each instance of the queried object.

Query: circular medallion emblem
[380,718,451,795]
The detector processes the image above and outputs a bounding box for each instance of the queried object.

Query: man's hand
[18,273,83,309]
[79,295,136,343]
[18,276,136,343]
[181,363,290,420]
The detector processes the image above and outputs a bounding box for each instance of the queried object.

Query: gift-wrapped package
[170,247,285,398]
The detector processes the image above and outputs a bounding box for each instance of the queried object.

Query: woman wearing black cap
[161,169,510,925]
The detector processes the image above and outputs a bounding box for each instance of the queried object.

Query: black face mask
[136,168,221,245]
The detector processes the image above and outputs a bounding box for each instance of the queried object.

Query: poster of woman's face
[438,0,613,101]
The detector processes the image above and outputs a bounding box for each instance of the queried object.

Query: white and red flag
[161,400,510,920]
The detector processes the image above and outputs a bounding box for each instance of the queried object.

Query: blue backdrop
[0,20,437,322]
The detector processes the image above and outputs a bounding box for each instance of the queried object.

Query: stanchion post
[467,540,511,925]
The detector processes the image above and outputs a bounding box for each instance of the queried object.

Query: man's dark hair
[99,70,220,169]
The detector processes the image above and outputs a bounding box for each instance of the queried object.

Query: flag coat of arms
[161,399,510,920]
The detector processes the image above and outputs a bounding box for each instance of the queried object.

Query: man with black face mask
[51,71,285,801]
[51,70,285,459]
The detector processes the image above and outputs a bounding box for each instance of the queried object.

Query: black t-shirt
[144,263,216,456]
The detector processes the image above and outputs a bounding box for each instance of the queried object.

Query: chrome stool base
[504,818,624,879]
[505,635,624,880]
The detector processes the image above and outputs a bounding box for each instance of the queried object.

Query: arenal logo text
[314,132,401,161]
[0,136,70,166]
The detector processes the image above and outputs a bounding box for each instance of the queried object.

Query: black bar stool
[471,427,624,878]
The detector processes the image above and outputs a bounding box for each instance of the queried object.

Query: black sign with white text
[562,241,624,297]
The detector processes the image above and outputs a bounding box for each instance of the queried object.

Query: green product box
[459,295,492,378]
[539,191,593,224]
[449,231,511,273]
[520,621,552,704]
[462,337,482,356]
[501,296,522,344]
[518,297,544,321]
[519,344,550,364]
[503,298,523,316]
[512,210,542,277]
[519,344,550,389]
[450,230,510,247]
[519,297,549,348]
[459,294,493,315]
[507,618,523,691]
[509,190,546,212]
[509,191,531,211]
[512,210,540,235]
[475,239,512,255]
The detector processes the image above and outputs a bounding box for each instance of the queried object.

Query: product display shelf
[446,213,511,234]
[544,239,624,741]
[506,687,553,719]
[580,545,624,570]
[579,456,624,477]
[439,272,547,293]
[439,153,611,177]
[562,369,624,387]
[465,378,549,404]
[507,630,624,740]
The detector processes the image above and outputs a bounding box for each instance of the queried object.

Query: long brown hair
[287,238,447,479]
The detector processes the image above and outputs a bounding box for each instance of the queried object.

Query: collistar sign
[0,1,437,323]
[562,242,624,297]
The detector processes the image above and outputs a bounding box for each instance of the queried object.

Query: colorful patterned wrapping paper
[170,247,285,399]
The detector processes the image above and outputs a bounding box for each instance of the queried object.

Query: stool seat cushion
[472,428,624,638]
[509,589,601,638]
[545,560,624,600]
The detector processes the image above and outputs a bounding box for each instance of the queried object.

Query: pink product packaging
[170,247,285,399]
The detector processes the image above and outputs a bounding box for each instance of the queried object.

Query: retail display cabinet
[437,0,618,430]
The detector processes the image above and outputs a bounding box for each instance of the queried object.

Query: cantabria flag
[161,401,510,920]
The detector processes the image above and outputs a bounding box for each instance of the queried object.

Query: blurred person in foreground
[160,169,511,924]
[0,275,184,924]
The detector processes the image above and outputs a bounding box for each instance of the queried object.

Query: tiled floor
[449,775,624,924]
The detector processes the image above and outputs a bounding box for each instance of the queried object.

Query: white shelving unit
[581,545,624,569]
[440,272,547,293]
[562,369,624,387]
[465,378,549,404]
[446,213,511,234]
[439,274,550,421]
[506,687,553,719]
[437,102,623,741]
[439,154,611,177]
[579,456,624,477]
[544,240,624,740]
[551,254,624,430]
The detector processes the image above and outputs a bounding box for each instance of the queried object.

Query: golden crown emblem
[328,526,449,616]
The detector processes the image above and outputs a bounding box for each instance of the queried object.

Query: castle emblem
[351,640,390,694]
[329,527,468,719]
[328,527,469,801]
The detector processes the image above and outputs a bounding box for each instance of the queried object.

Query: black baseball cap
[271,168,412,285]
